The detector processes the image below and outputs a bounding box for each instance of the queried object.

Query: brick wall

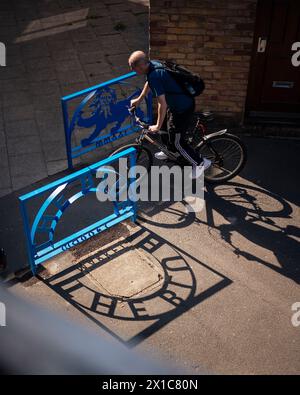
[149,0,257,123]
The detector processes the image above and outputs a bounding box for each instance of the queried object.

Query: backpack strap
[147,65,165,76]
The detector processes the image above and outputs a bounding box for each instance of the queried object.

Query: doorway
[245,0,300,123]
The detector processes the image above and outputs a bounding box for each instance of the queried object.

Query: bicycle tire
[196,134,247,183]
[109,144,153,176]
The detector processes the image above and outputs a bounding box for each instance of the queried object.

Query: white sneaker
[190,158,211,179]
[155,151,168,160]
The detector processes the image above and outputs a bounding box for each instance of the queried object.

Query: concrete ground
[0,0,149,196]
[2,136,300,375]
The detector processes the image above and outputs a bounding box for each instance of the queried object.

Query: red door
[246,0,300,121]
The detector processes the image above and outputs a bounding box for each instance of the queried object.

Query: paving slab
[4,119,39,139]
[7,135,42,156]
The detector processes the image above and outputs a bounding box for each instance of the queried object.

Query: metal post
[129,149,137,222]
[61,99,73,170]
[19,199,37,275]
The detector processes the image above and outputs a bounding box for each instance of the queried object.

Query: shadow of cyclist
[205,183,300,284]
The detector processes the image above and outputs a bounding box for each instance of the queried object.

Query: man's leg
[155,109,177,160]
[169,107,203,166]
[159,110,170,149]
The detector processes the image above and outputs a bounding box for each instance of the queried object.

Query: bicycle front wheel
[197,134,247,183]
[109,144,153,181]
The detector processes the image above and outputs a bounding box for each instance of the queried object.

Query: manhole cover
[85,248,164,298]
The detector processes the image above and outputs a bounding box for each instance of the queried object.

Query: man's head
[128,51,150,75]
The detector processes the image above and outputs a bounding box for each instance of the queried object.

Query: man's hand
[130,97,141,108]
[149,124,160,133]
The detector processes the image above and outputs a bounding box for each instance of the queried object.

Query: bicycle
[109,107,247,184]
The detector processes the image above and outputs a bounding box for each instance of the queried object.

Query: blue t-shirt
[147,60,194,113]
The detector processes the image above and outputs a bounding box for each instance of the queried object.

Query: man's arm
[149,94,167,132]
[156,94,167,129]
[140,81,150,99]
[130,82,150,107]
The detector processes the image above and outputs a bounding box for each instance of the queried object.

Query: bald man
[128,51,210,179]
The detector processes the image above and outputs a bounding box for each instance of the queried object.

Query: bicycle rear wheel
[196,134,247,183]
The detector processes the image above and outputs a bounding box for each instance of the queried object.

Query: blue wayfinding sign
[61,71,152,169]
[19,147,137,275]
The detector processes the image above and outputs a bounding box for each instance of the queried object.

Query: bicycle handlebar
[128,106,150,129]
[128,107,168,137]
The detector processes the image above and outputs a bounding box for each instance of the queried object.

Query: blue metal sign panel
[19,147,137,275]
[61,72,152,169]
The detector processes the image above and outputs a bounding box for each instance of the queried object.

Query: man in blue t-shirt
[128,51,210,179]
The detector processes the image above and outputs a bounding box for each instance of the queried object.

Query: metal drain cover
[84,248,164,298]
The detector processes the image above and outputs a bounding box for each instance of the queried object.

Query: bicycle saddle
[197,111,214,122]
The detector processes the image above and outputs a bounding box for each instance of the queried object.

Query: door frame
[244,0,300,124]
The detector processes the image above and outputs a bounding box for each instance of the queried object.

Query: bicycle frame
[137,130,181,162]
[130,107,228,157]
[192,116,228,147]
[130,109,180,161]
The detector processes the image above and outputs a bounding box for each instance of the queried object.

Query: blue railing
[19,147,137,275]
[61,72,152,169]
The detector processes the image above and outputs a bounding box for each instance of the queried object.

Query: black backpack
[148,59,205,98]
